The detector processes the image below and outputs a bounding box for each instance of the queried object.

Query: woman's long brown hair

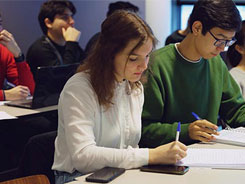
[77,10,156,109]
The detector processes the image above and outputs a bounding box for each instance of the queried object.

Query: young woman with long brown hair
[52,10,187,184]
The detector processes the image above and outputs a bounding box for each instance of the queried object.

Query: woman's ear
[235,44,245,55]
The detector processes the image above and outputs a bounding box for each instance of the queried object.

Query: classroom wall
[74,0,146,51]
[0,0,43,55]
[145,0,171,48]
[0,0,170,55]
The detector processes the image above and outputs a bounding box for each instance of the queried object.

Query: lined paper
[213,127,245,146]
[176,148,245,169]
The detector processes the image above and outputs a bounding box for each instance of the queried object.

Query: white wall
[145,0,171,48]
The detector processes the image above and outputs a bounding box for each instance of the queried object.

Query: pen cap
[191,112,200,120]
[177,122,181,132]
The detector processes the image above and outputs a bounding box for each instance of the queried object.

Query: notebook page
[234,127,245,133]
[213,128,245,146]
[176,148,245,168]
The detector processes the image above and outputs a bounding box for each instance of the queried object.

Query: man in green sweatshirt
[141,0,245,147]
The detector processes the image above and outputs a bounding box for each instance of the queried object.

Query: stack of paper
[213,127,245,146]
[176,148,245,169]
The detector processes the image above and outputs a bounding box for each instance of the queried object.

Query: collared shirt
[52,72,148,174]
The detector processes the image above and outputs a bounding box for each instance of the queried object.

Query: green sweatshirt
[141,44,245,147]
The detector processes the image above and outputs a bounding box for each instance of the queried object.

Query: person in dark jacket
[26,0,85,79]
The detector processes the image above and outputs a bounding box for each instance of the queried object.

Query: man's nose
[216,43,226,52]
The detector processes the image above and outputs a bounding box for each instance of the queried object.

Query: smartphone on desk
[85,167,126,183]
[140,165,189,175]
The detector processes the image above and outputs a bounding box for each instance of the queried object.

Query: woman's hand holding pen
[4,85,30,101]
[189,119,219,142]
[148,141,187,165]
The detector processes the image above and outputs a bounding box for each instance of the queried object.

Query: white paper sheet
[176,148,245,169]
[0,111,17,120]
[213,127,245,146]
[0,101,9,106]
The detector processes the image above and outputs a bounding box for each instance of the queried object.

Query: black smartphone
[140,165,189,175]
[85,167,126,183]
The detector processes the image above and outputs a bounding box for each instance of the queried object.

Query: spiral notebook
[213,127,245,146]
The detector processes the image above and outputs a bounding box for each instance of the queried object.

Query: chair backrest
[0,174,50,184]
[17,131,57,184]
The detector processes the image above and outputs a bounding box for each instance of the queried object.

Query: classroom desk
[0,104,57,118]
[68,143,245,184]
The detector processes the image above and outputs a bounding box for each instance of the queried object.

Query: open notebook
[213,127,245,146]
[176,148,245,169]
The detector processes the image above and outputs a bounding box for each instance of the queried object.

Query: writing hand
[149,141,187,164]
[4,85,30,101]
[189,119,219,142]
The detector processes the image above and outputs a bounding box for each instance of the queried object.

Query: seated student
[85,1,139,54]
[26,0,85,79]
[52,11,187,184]
[165,17,190,45]
[0,13,34,101]
[227,21,245,98]
[0,12,54,172]
[140,0,245,148]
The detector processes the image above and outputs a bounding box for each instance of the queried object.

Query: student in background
[85,1,139,54]
[26,0,85,79]
[0,13,34,101]
[141,0,245,148]
[165,17,190,45]
[227,21,245,98]
[0,12,53,172]
[52,11,187,184]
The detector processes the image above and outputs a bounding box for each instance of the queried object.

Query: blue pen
[6,81,16,88]
[217,115,223,132]
[192,112,222,132]
[217,126,222,132]
[7,81,31,96]
[191,112,200,120]
[175,122,181,141]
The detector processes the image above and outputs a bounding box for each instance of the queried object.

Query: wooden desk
[0,105,57,118]
[68,143,245,184]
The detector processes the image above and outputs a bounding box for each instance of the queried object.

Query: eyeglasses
[208,30,236,48]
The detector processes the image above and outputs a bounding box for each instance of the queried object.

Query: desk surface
[69,143,245,184]
[0,104,57,117]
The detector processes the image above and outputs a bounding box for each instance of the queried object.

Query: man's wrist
[14,52,25,62]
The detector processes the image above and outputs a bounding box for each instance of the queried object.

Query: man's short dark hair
[188,0,241,35]
[38,0,76,35]
[107,1,139,17]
